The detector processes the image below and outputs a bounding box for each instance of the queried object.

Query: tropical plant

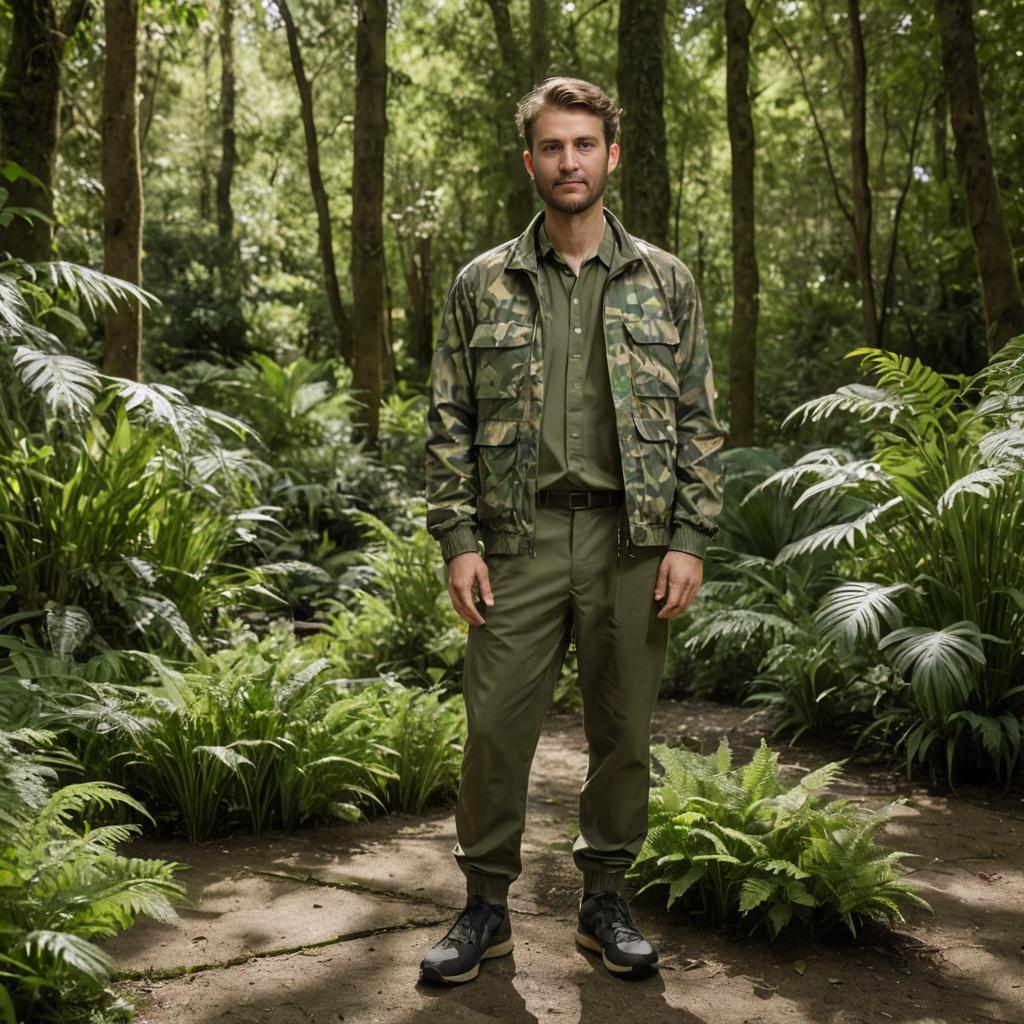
[0,256,295,652]
[324,511,466,687]
[0,728,186,1023]
[755,340,1024,786]
[627,738,930,940]
[326,680,466,814]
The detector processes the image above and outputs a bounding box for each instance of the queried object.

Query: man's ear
[608,142,620,174]
[523,148,535,180]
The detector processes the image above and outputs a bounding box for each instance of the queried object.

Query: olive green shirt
[536,218,625,493]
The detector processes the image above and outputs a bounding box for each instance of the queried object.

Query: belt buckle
[568,492,591,510]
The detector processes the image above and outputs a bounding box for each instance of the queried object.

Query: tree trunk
[350,0,388,442]
[101,0,143,380]
[397,229,434,373]
[617,0,670,248]
[0,0,88,261]
[725,0,758,446]
[934,0,1024,353]
[216,0,246,356]
[485,0,535,238]
[529,0,550,84]
[848,0,879,346]
[276,0,353,363]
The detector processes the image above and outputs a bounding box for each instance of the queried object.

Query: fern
[628,738,928,940]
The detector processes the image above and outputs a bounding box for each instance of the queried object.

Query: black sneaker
[419,895,513,984]
[575,890,659,977]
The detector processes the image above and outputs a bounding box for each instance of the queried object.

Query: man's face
[523,106,620,216]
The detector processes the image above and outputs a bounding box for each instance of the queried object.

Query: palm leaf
[813,582,911,646]
[21,261,158,318]
[936,467,1015,511]
[878,621,987,705]
[23,930,114,980]
[775,496,903,564]
[11,345,101,418]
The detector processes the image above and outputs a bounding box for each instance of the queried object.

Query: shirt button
[570,432,580,438]
[574,327,582,334]
[573,298,580,305]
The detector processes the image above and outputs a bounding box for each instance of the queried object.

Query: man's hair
[514,77,622,150]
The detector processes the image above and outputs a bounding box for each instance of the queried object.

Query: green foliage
[0,729,186,1023]
[627,739,930,940]
[765,341,1024,786]
[60,628,467,841]
[323,511,466,687]
[0,259,287,653]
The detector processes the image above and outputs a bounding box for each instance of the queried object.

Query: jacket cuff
[438,523,480,563]
[667,523,714,559]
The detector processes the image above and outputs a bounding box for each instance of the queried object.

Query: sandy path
[102,697,1024,1024]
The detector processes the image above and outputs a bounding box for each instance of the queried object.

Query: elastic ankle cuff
[465,872,510,903]
[582,870,626,894]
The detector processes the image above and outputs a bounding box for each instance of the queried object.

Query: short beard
[534,167,608,215]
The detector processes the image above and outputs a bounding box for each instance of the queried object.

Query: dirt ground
[102,697,1024,1024]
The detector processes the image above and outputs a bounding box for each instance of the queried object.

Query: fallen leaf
[793,959,807,975]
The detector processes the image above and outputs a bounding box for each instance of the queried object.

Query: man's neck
[541,203,606,274]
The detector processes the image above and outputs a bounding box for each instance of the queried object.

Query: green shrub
[0,729,186,1023]
[326,681,466,814]
[54,628,468,842]
[627,738,930,941]
[324,511,466,687]
[759,341,1024,786]
[0,258,286,652]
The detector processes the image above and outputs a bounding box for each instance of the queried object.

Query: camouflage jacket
[425,208,726,562]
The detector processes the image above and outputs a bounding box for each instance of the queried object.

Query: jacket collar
[504,206,643,275]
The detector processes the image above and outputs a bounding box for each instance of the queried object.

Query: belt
[536,489,625,510]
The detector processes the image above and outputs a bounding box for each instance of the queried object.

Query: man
[420,77,726,984]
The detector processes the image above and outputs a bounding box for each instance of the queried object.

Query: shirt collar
[536,215,616,270]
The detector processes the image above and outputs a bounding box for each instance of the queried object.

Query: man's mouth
[556,179,586,187]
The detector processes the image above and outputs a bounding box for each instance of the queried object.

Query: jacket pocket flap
[475,419,520,446]
[623,315,680,346]
[632,413,675,443]
[470,320,534,348]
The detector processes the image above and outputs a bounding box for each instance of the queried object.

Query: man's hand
[654,550,703,619]
[446,552,494,627]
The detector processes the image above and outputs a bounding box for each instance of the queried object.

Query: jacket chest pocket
[469,320,535,400]
[623,315,681,400]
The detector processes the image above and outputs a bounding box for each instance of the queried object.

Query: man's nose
[559,146,581,172]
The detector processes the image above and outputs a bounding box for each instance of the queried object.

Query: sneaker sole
[420,936,515,984]
[574,930,657,977]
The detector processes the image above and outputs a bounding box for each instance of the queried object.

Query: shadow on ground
[103,697,1024,1024]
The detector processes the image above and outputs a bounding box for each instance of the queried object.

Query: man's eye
[580,142,593,149]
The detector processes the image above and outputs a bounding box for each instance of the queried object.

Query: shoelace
[590,892,643,943]
[443,896,500,947]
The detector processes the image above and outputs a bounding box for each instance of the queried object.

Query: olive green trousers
[452,501,670,902]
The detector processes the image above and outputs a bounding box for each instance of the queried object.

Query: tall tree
[725,0,759,445]
[101,0,143,379]
[617,0,670,248]
[351,0,388,441]
[529,0,550,85]
[777,18,926,350]
[275,0,353,363]
[216,0,246,355]
[934,0,1024,354]
[485,0,534,239]
[0,0,89,260]
[847,0,879,346]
